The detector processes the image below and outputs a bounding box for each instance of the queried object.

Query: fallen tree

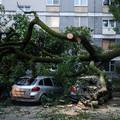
[0,5,120,92]
[1,11,120,63]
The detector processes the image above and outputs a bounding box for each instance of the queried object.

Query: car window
[78,77,99,86]
[52,78,62,87]
[16,78,35,86]
[88,78,98,86]
[39,79,43,85]
[44,78,53,86]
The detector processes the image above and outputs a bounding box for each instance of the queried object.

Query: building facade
[1,0,120,76]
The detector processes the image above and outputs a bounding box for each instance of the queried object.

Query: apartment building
[1,0,120,76]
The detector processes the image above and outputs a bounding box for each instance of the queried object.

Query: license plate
[25,90,30,96]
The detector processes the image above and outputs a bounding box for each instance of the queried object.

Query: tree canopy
[109,0,120,21]
[0,4,120,83]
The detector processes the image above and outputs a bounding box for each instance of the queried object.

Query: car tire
[11,100,18,105]
[98,97,104,105]
[40,94,48,106]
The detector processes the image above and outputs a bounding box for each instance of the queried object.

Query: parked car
[11,76,64,104]
[69,76,112,106]
[0,82,11,100]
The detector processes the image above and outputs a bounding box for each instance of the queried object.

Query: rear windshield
[78,78,98,86]
[15,78,36,86]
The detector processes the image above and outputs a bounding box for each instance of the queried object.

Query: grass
[0,98,12,107]
[0,107,4,114]
[112,117,120,120]
[50,113,89,120]
[36,111,89,120]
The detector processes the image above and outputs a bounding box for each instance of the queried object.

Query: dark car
[69,76,112,106]
[0,83,11,100]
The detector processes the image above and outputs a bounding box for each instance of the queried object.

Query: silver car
[11,76,63,103]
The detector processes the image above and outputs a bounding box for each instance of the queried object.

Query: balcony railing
[102,28,116,35]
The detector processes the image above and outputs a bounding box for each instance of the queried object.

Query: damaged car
[69,75,112,106]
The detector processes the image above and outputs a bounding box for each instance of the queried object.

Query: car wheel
[98,96,105,105]
[11,100,18,105]
[40,94,48,106]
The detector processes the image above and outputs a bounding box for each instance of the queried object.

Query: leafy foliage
[109,43,120,49]
[0,7,111,92]
[109,0,120,32]
[0,13,37,82]
[0,11,94,84]
[13,14,30,39]
[109,0,120,21]
[65,26,92,40]
[45,34,67,55]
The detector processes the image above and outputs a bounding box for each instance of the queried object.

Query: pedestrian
[70,85,79,110]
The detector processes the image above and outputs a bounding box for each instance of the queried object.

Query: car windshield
[16,77,36,86]
[77,76,99,86]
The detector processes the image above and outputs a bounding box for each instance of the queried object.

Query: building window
[103,0,111,5]
[46,17,59,27]
[74,17,88,27]
[47,0,60,5]
[110,61,115,72]
[103,19,116,28]
[103,61,115,72]
[74,0,88,6]
[102,19,116,35]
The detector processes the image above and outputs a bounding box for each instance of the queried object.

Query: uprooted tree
[0,4,120,90]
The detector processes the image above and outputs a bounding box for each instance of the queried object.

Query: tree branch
[16,12,98,60]
[21,18,37,49]
[32,13,98,60]
[0,42,23,47]
[15,49,63,63]
[1,11,120,64]
[78,36,98,60]
[0,46,63,63]
[99,48,120,62]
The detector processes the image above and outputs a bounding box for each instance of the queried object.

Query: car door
[43,78,54,95]
[52,78,63,95]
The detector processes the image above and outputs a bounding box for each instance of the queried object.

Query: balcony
[102,28,116,35]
